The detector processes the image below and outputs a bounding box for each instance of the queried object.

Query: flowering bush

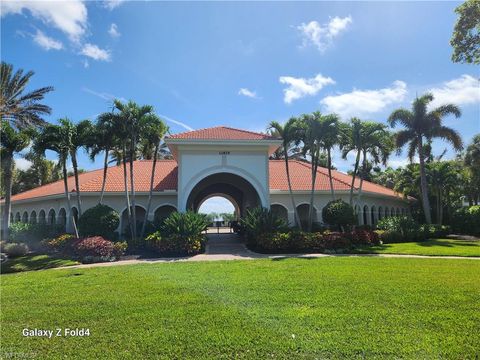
[73,236,126,263]
[42,234,76,253]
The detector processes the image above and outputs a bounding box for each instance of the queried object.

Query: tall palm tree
[33,122,79,237]
[0,62,53,128]
[87,112,117,204]
[113,100,154,240]
[340,118,364,206]
[140,115,168,238]
[58,118,93,217]
[356,123,393,205]
[1,121,31,240]
[299,111,339,231]
[317,114,340,201]
[388,93,463,224]
[269,118,303,229]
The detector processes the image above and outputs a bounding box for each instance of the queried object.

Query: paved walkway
[57,233,480,270]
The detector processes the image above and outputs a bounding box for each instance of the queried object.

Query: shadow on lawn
[417,239,479,247]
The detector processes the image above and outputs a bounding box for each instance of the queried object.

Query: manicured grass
[2,258,479,359]
[1,254,79,274]
[353,238,480,257]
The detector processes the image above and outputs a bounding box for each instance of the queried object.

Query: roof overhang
[164,138,282,159]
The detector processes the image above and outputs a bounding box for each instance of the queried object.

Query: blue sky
[2,1,479,212]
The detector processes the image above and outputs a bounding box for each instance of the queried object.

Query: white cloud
[103,0,125,10]
[1,0,87,41]
[429,74,480,109]
[297,16,352,52]
[320,80,407,118]
[14,158,32,171]
[238,88,258,99]
[108,23,120,38]
[81,43,111,61]
[198,196,235,214]
[32,29,63,50]
[279,73,335,104]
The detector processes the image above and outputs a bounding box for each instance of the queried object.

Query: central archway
[186,172,261,218]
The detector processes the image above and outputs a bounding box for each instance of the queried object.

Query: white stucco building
[3,127,410,235]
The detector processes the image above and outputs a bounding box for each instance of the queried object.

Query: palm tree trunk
[349,150,361,206]
[99,149,109,204]
[1,156,13,241]
[71,151,82,216]
[129,137,137,240]
[327,147,335,201]
[439,191,443,225]
[285,156,302,230]
[418,138,432,224]
[122,144,133,240]
[62,157,79,238]
[308,147,319,232]
[357,150,367,206]
[141,143,159,238]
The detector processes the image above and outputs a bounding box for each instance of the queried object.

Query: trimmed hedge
[322,200,356,230]
[78,204,120,240]
[145,231,206,256]
[250,229,380,253]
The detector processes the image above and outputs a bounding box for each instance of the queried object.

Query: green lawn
[1,254,79,274]
[2,258,479,359]
[353,238,480,257]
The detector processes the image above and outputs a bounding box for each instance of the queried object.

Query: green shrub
[161,211,209,237]
[322,200,355,230]
[78,204,120,240]
[4,243,29,258]
[377,216,421,242]
[113,242,128,258]
[8,222,63,247]
[145,231,205,256]
[419,224,451,239]
[452,206,480,235]
[241,207,288,244]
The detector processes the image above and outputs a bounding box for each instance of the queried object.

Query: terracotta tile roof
[167,126,278,140]
[268,160,406,199]
[10,160,178,202]
[9,159,405,202]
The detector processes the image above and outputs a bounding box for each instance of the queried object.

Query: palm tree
[317,114,340,201]
[0,62,53,128]
[340,118,364,206]
[356,123,393,205]
[113,100,154,240]
[298,111,339,231]
[59,118,93,217]
[33,122,79,237]
[87,112,117,204]
[0,121,31,240]
[388,93,462,224]
[140,115,168,238]
[268,118,303,229]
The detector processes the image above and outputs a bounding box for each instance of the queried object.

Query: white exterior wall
[176,145,270,211]
[5,189,409,233]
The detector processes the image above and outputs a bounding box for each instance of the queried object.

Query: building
[4,126,409,234]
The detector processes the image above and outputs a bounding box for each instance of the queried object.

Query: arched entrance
[186,172,261,218]
[153,205,177,225]
[120,205,146,236]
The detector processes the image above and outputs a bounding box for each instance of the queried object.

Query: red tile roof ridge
[167,125,278,140]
